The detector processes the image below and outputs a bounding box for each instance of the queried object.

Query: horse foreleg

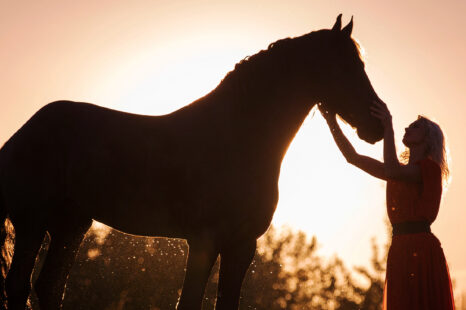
[216,239,256,310]
[5,226,45,310]
[177,238,218,310]
[35,221,91,310]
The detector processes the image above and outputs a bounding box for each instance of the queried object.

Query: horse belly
[90,198,195,239]
[67,157,202,239]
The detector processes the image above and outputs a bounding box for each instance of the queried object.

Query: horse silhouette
[0,15,383,310]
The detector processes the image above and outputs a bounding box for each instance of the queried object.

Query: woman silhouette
[319,100,455,309]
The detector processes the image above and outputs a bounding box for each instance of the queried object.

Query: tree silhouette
[1,221,392,309]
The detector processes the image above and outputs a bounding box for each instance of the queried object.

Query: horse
[0,15,383,310]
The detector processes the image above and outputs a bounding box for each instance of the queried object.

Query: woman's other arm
[370,100,421,182]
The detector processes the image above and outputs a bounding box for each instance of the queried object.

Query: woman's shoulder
[416,157,441,170]
[416,157,442,184]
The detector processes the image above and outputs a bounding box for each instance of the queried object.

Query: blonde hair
[400,116,450,187]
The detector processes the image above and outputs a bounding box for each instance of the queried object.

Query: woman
[319,100,455,309]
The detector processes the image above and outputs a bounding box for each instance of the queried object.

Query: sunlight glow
[354,38,367,62]
[98,38,255,115]
[273,109,387,265]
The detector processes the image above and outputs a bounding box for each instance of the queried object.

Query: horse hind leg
[35,220,92,310]
[5,225,45,310]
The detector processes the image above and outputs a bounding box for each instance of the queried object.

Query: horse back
[0,100,279,240]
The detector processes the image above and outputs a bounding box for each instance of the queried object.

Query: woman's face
[402,120,427,147]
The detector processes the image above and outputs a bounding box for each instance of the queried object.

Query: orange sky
[1,0,465,297]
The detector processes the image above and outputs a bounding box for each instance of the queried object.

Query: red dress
[383,158,455,309]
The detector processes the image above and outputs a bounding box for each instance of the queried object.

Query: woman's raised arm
[318,104,387,180]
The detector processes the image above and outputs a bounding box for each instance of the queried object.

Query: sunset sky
[1,0,465,297]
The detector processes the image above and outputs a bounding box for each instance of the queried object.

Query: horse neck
[174,38,322,166]
[210,78,318,165]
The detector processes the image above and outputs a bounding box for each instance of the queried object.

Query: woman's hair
[400,116,450,186]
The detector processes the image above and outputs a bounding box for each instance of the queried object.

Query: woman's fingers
[373,99,390,113]
[370,110,384,120]
[318,106,328,117]
[318,104,336,119]
[371,102,391,118]
[373,98,386,106]
[370,106,385,116]
[370,106,382,114]
[318,106,337,126]
[372,102,386,112]
[371,99,393,129]
[370,105,389,119]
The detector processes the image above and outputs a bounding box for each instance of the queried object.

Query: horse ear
[332,14,342,31]
[342,16,353,36]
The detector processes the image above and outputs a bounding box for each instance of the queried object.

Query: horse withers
[0,15,383,310]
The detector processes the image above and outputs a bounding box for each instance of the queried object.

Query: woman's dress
[384,158,455,310]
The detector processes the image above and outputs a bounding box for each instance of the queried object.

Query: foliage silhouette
[3,224,388,310]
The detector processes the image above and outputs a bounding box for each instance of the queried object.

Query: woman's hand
[370,99,392,130]
[318,103,337,125]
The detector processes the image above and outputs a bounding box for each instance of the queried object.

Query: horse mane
[351,39,365,63]
[214,30,365,97]
[216,35,308,94]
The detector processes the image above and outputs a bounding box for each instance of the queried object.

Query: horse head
[310,15,384,144]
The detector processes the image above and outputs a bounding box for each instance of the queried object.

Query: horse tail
[0,189,7,304]
[0,193,6,246]
[0,148,12,305]
[0,148,7,269]
[0,190,7,255]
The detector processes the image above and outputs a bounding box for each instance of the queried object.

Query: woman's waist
[390,226,441,247]
[389,220,442,244]
[391,220,431,236]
